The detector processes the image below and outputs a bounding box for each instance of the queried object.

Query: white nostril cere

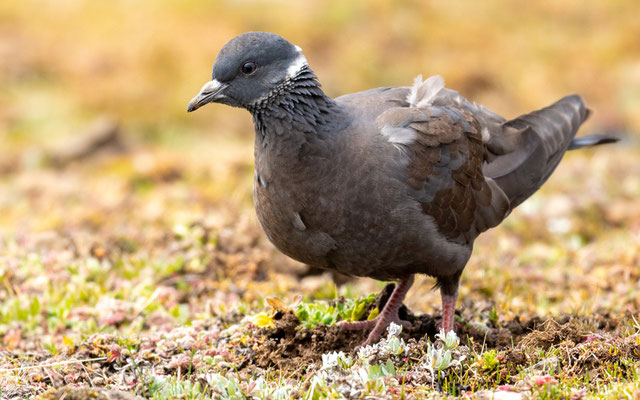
[201,79,222,94]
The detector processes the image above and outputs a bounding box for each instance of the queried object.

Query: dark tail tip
[568,134,620,150]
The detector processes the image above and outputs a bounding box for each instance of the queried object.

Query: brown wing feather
[387,109,509,243]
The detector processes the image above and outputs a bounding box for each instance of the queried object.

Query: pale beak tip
[187,95,203,113]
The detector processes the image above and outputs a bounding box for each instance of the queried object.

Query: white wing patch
[481,127,490,143]
[379,74,449,148]
[381,126,417,146]
[407,74,445,108]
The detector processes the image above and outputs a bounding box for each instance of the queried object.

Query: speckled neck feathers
[248,66,341,142]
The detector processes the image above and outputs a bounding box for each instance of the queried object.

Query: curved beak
[187,79,227,112]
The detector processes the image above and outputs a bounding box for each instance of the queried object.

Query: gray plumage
[188,32,618,344]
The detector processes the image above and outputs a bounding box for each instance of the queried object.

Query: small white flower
[356,366,370,384]
[356,343,379,360]
[387,322,403,337]
[322,351,353,370]
[434,349,452,371]
[337,353,354,369]
[321,351,341,370]
[443,330,460,350]
[385,335,405,355]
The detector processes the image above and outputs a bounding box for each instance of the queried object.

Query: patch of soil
[481,313,627,384]
[245,310,430,378]
[460,313,621,352]
[251,312,368,377]
[518,318,584,349]
[248,284,443,377]
[248,302,623,379]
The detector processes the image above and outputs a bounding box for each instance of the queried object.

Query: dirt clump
[251,311,364,377]
[519,318,584,349]
[250,310,441,377]
[566,335,640,379]
[248,306,625,380]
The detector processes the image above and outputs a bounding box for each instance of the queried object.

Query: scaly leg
[340,275,414,347]
[439,290,458,332]
[437,272,461,332]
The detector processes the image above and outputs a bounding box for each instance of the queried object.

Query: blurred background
[2,0,639,160]
[0,0,639,325]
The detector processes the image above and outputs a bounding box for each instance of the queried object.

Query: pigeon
[187,32,618,346]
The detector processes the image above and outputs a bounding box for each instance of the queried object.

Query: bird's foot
[339,314,411,347]
[338,276,415,348]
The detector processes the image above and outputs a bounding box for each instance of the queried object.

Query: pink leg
[439,289,458,332]
[340,276,414,347]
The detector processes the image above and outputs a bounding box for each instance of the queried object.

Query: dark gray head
[187,32,309,111]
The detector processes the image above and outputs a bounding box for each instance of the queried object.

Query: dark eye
[241,61,257,75]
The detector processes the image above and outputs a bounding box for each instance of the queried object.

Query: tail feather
[484,95,592,208]
[568,134,619,150]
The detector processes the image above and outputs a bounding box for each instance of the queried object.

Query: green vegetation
[295,293,378,328]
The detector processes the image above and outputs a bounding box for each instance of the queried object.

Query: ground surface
[0,141,638,399]
[2,1,640,398]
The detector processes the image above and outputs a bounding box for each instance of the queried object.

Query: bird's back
[332,76,615,254]
[337,77,512,245]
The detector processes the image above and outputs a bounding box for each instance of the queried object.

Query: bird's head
[187,32,308,112]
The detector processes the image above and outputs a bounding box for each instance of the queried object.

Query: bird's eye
[241,61,257,75]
